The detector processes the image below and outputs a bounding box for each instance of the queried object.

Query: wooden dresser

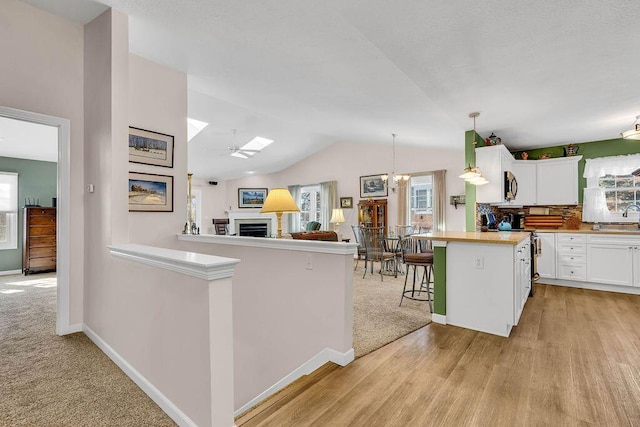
[22,207,56,275]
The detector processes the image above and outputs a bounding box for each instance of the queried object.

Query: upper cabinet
[475,145,513,203]
[535,156,581,205]
[476,144,581,206]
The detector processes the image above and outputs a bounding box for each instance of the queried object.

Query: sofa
[290,231,338,241]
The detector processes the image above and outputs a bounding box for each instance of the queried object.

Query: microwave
[504,171,518,200]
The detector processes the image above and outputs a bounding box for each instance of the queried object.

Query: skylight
[187,118,208,142]
[241,136,273,152]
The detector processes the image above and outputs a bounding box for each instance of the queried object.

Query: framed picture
[129,127,174,168]
[128,172,174,212]
[238,188,268,208]
[360,174,388,198]
[340,197,353,209]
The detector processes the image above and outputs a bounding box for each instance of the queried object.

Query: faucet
[622,203,640,228]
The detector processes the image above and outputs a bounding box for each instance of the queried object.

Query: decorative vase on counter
[563,144,579,156]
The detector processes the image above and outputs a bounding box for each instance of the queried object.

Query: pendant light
[459,112,488,186]
[381,133,409,192]
[621,115,640,140]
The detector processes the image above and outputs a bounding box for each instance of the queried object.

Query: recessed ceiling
[17,0,640,179]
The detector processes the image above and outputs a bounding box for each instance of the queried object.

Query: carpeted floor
[352,261,432,357]
[0,273,175,427]
[0,265,430,424]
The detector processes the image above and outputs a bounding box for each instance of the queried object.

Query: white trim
[432,313,447,324]
[0,106,71,337]
[0,269,22,276]
[108,244,240,281]
[83,325,199,427]
[59,323,83,334]
[538,278,640,295]
[431,240,448,248]
[178,233,358,255]
[234,347,354,417]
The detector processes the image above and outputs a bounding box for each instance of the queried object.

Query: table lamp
[260,188,300,238]
[329,208,345,239]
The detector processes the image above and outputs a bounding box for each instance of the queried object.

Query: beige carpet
[0,273,175,427]
[352,262,432,358]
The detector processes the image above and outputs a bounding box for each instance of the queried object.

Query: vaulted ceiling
[14,0,640,179]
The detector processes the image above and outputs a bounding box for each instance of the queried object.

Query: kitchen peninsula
[417,231,532,337]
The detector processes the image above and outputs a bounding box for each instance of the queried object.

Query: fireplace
[238,223,268,237]
[228,210,276,236]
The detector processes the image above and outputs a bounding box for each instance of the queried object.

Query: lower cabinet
[537,232,556,279]
[556,233,586,281]
[586,235,640,287]
[514,240,531,322]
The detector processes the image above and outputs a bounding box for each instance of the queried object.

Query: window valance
[583,153,640,179]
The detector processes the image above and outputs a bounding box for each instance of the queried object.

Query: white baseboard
[82,325,199,427]
[0,269,22,276]
[539,279,640,295]
[432,313,447,324]
[234,347,354,417]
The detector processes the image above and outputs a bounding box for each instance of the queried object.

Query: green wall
[517,137,640,204]
[0,157,57,272]
[463,135,640,211]
[464,130,482,231]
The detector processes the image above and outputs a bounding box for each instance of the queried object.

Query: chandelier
[381,133,409,192]
[459,112,488,186]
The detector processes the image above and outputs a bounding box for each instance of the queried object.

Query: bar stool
[400,239,433,312]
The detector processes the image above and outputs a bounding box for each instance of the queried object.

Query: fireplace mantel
[227,209,277,236]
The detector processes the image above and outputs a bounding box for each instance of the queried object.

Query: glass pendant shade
[622,117,640,140]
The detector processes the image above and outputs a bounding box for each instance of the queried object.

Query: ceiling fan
[222,129,273,159]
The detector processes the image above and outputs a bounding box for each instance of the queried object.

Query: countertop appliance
[504,170,518,201]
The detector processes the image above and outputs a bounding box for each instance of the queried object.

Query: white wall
[0,0,85,324]
[192,177,228,234]
[213,141,466,233]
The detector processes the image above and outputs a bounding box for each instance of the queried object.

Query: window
[0,172,18,250]
[599,174,640,213]
[583,153,640,222]
[408,175,433,230]
[299,184,320,229]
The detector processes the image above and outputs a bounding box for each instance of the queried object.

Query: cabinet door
[475,147,503,203]
[511,161,536,205]
[633,247,640,287]
[586,244,633,286]
[536,159,579,205]
[537,233,556,279]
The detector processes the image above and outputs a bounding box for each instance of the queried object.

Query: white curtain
[397,182,408,226]
[583,153,640,178]
[432,170,446,232]
[288,185,301,232]
[582,154,640,222]
[319,180,337,229]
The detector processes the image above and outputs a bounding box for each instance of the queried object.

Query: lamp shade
[260,188,300,214]
[330,208,345,224]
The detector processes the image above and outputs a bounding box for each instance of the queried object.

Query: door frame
[0,106,72,335]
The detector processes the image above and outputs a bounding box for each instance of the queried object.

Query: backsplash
[475,204,583,230]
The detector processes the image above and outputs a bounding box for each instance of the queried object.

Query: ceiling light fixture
[381,133,409,193]
[621,115,640,140]
[460,112,489,186]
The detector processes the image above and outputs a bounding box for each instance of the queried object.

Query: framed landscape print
[238,188,268,208]
[128,172,174,212]
[340,197,353,209]
[360,174,388,198]
[129,127,174,168]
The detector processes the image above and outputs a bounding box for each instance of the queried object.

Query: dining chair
[395,225,414,237]
[361,226,396,281]
[351,225,367,271]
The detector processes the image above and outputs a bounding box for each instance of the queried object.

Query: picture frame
[238,188,268,208]
[129,126,174,168]
[340,197,353,209]
[128,172,174,212]
[360,174,388,198]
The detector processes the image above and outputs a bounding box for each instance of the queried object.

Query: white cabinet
[536,157,581,205]
[510,160,537,206]
[475,145,513,203]
[536,232,556,279]
[514,239,531,324]
[556,233,586,281]
[586,234,640,287]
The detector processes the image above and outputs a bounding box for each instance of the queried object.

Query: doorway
[0,106,71,335]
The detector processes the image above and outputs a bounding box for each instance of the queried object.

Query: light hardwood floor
[237,284,640,426]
